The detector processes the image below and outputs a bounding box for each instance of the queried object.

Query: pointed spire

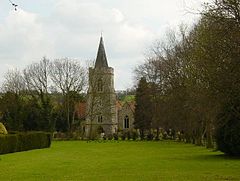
[95,36,108,68]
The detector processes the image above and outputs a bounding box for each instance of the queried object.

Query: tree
[134,77,152,139]
[2,69,25,94]
[134,29,190,141]
[134,0,240,152]
[201,0,240,154]
[216,102,240,156]
[50,58,86,131]
[23,57,53,131]
[0,69,25,131]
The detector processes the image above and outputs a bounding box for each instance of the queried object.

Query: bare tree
[49,58,86,130]
[2,68,25,94]
[23,57,50,96]
[23,57,53,131]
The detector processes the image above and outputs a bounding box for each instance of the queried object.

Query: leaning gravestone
[0,122,8,135]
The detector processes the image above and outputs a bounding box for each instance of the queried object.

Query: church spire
[95,36,108,68]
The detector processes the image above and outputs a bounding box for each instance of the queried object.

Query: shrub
[162,131,168,140]
[216,104,240,156]
[147,133,154,141]
[121,132,127,140]
[0,132,51,155]
[131,130,139,140]
[107,134,113,140]
[216,119,240,156]
[0,122,8,135]
[126,131,131,140]
[0,135,18,154]
[113,133,118,140]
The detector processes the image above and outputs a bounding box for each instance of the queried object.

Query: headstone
[0,122,8,135]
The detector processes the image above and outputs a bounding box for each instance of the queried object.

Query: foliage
[0,57,86,133]
[50,58,86,130]
[216,103,240,156]
[134,77,152,138]
[0,122,8,134]
[120,131,126,140]
[122,95,135,103]
[113,133,118,140]
[52,105,68,132]
[0,132,51,155]
[147,132,154,141]
[0,93,54,132]
[0,92,25,131]
[131,129,139,140]
[116,89,136,101]
[134,0,240,153]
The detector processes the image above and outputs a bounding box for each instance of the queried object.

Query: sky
[0,0,210,90]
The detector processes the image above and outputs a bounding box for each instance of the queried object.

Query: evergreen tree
[134,77,152,139]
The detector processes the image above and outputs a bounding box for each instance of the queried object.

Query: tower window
[98,115,103,123]
[97,79,103,92]
[124,115,129,129]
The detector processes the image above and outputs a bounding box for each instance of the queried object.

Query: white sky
[0,0,210,90]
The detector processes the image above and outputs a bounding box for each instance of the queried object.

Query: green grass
[0,141,240,181]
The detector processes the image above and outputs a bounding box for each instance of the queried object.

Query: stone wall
[118,102,135,131]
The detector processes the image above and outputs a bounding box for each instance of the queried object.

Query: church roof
[95,36,108,68]
[75,102,86,119]
[116,100,135,113]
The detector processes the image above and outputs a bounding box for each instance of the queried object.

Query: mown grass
[0,141,239,181]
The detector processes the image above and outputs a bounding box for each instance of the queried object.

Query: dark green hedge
[0,132,52,155]
[216,103,240,156]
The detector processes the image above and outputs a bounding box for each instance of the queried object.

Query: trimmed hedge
[0,132,52,155]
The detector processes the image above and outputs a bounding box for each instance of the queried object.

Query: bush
[131,130,139,140]
[216,104,240,156]
[121,132,127,140]
[126,131,131,140]
[113,133,118,140]
[0,135,18,154]
[147,133,154,141]
[0,122,8,135]
[0,132,52,155]
[107,134,113,140]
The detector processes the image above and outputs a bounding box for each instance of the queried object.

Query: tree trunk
[206,119,214,148]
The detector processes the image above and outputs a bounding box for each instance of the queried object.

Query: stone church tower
[85,36,117,138]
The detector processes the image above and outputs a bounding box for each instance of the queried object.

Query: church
[82,36,135,138]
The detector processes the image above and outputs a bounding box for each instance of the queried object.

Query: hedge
[0,132,52,155]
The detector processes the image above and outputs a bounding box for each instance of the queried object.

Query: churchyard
[0,1,240,180]
[0,141,240,181]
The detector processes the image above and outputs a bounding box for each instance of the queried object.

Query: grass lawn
[0,141,240,181]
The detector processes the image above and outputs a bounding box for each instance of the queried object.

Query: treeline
[134,0,240,156]
[0,57,86,132]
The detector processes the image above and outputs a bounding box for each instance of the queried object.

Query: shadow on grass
[194,152,240,161]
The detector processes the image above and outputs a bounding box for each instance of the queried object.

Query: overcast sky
[0,0,210,90]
